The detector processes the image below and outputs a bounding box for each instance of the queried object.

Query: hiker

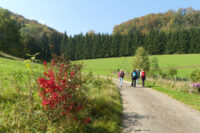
[140,69,146,87]
[131,70,137,87]
[118,70,124,87]
[136,69,140,85]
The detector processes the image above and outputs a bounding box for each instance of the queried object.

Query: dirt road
[113,79,200,133]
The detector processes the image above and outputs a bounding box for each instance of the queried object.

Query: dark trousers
[131,78,136,87]
[141,77,145,87]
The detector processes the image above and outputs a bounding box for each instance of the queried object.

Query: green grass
[78,54,200,78]
[82,74,122,133]
[0,57,43,93]
[146,81,200,111]
[0,57,122,132]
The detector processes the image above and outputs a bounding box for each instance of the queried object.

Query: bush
[158,69,167,79]
[38,59,90,131]
[167,66,177,78]
[190,69,200,82]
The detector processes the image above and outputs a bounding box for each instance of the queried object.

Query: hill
[0,7,63,59]
[113,8,200,34]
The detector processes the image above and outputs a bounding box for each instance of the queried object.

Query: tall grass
[0,57,122,132]
[82,73,122,133]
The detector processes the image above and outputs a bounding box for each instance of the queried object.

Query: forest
[113,7,200,34]
[0,7,200,61]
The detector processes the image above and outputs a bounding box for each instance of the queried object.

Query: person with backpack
[118,70,124,87]
[131,70,137,87]
[136,69,140,85]
[140,69,146,87]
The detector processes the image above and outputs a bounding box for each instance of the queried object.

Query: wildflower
[43,61,47,69]
[192,83,200,88]
[73,117,78,121]
[76,105,83,111]
[86,117,91,123]
[52,60,55,67]
[70,71,75,77]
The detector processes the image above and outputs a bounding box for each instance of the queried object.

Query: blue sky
[0,0,200,35]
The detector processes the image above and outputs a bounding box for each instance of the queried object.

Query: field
[0,57,43,93]
[79,54,200,78]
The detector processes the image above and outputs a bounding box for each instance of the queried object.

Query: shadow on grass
[87,125,111,133]
[146,84,154,88]
[0,93,28,104]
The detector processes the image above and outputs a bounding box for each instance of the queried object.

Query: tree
[60,31,68,57]
[0,9,24,57]
[132,47,150,71]
[40,33,51,60]
[149,57,160,78]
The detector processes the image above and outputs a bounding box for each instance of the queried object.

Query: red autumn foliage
[38,60,90,123]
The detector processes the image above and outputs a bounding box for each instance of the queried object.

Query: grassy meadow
[0,57,122,132]
[79,54,200,78]
[0,57,43,94]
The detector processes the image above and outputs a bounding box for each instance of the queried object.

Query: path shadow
[122,112,152,133]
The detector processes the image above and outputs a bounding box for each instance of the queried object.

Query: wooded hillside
[113,8,200,34]
[0,7,200,61]
[0,7,63,60]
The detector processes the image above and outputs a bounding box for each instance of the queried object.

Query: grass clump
[81,72,122,133]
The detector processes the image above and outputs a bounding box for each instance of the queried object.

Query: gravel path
[113,79,200,133]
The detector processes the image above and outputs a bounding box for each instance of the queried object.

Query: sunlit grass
[78,54,200,78]
[0,57,122,132]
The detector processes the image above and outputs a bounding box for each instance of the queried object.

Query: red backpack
[141,71,145,78]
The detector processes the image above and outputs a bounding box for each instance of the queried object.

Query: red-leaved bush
[38,59,90,124]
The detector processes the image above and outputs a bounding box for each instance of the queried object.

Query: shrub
[159,69,167,79]
[38,59,90,130]
[190,69,200,82]
[167,66,177,79]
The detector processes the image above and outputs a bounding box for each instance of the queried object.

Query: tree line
[0,8,200,61]
[62,29,200,60]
